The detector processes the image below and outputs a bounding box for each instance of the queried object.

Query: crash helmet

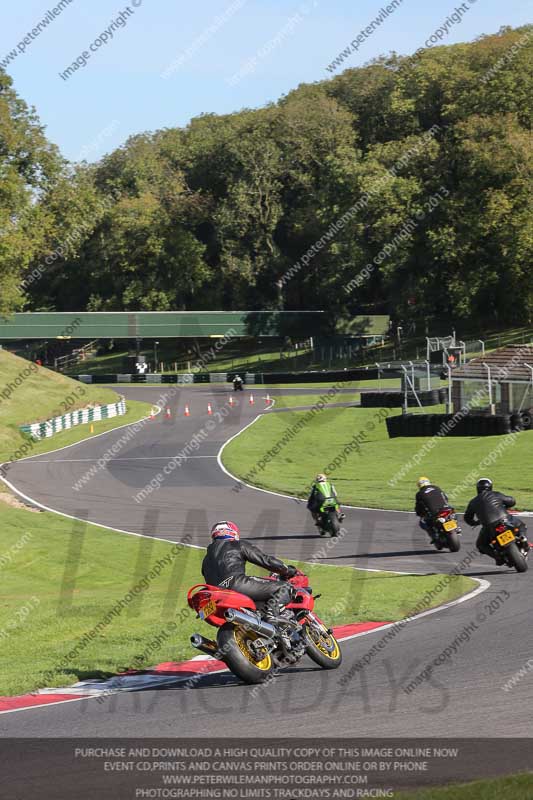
[210,520,240,541]
[315,473,327,483]
[417,477,431,488]
[476,478,493,494]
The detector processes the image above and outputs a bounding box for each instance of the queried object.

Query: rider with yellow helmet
[415,477,450,542]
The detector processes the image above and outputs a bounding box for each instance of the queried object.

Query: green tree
[16,25,533,330]
[0,69,62,314]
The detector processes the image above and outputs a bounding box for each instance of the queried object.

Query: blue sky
[1,0,530,162]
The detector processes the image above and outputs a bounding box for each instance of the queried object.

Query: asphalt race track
[1,386,532,742]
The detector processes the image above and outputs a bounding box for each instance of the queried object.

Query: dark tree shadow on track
[463,568,522,577]
[140,664,323,693]
[321,549,437,560]
[246,534,319,542]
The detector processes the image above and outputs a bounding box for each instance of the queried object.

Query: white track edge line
[0,389,493,714]
[19,456,218,462]
[335,577,490,644]
[0,580,489,716]
[216,405,533,517]
[0,474,204,551]
[0,669,230,716]
[216,413,413,515]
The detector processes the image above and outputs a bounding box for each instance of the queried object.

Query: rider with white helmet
[307,473,344,527]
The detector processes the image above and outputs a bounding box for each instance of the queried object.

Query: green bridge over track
[0,311,326,339]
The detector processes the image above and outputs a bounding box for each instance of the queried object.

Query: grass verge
[263,379,403,390]
[271,394,360,409]
[0,350,153,465]
[396,773,533,798]
[221,405,533,511]
[0,503,474,696]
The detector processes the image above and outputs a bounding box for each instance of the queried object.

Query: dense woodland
[0,25,531,330]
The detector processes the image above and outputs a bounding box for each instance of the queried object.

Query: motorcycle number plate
[497,530,515,546]
[199,598,217,620]
[443,520,457,532]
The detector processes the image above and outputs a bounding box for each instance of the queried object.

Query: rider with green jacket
[307,473,345,527]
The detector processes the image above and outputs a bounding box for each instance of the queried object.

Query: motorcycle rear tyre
[447,532,461,553]
[506,542,528,573]
[217,623,274,684]
[328,509,341,538]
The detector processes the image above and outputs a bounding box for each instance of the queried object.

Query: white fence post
[483,363,495,415]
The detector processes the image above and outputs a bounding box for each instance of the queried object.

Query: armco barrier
[385,413,513,439]
[79,374,201,384]
[19,398,126,441]
[76,367,442,386]
[77,368,382,385]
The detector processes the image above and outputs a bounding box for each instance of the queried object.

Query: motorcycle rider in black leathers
[202,520,297,623]
[414,477,450,542]
[464,478,526,564]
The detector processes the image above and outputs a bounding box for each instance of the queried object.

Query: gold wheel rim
[308,624,340,659]
[233,628,272,671]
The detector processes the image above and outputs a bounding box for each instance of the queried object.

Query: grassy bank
[396,773,533,799]
[0,350,152,464]
[263,378,403,390]
[271,394,360,409]
[222,405,533,511]
[0,503,474,696]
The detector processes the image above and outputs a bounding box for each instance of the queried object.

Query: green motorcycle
[317,498,343,538]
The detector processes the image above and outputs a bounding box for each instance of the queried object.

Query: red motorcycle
[187,571,342,684]
[428,506,462,552]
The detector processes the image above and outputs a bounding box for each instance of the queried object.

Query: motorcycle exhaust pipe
[190,633,219,657]
[224,608,276,638]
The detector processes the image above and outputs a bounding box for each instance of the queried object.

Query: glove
[284,565,297,579]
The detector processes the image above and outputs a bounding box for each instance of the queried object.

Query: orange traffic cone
[165,407,172,419]
[207,402,213,415]
[184,405,190,417]
[229,395,234,407]
[249,394,255,406]
[265,394,271,405]
[149,407,156,420]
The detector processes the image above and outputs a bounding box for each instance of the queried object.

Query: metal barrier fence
[19,397,126,440]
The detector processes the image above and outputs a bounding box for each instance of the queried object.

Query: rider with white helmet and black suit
[464,478,527,564]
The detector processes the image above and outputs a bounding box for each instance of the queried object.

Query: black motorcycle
[488,517,529,572]
[427,506,462,552]
[232,376,244,391]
